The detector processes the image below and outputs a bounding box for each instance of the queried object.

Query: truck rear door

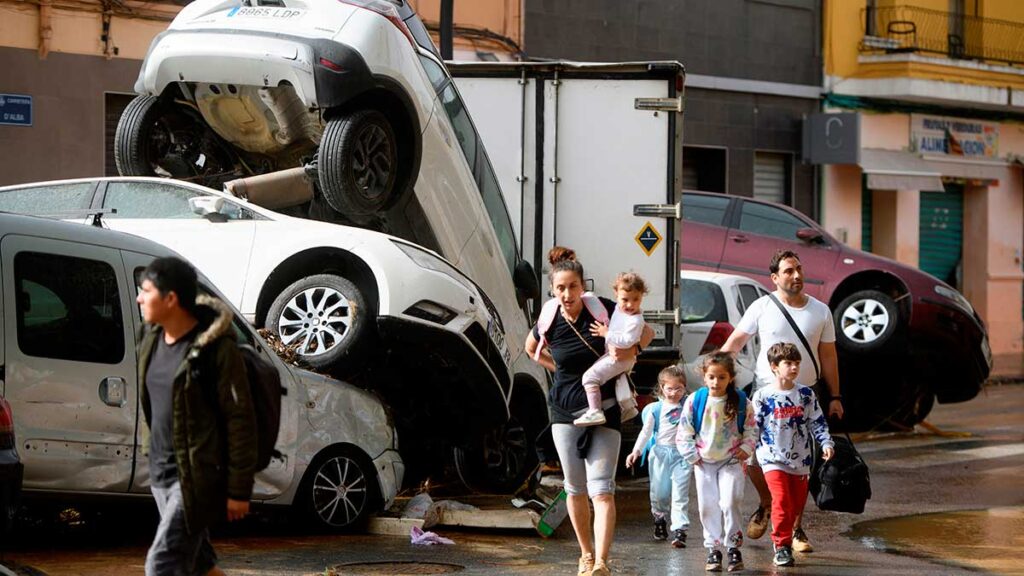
[452,62,684,351]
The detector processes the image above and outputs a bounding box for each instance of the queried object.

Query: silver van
[0,212,402,531]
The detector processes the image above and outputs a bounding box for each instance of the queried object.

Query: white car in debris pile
[0,212,401,531]
[114,0,552,491]
[0,176,539,491]
[678,270,770,394]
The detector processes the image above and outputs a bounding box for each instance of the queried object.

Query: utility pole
[440,0,453,60]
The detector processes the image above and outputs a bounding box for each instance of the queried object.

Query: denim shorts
[551,423,621,497]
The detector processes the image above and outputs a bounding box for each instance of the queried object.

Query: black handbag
[809,433,871,514]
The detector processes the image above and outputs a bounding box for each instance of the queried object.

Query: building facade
[524,0,823,219]
[819,0,1024,358]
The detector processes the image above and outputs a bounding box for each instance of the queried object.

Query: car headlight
[934,284,974,315]
[391,240,476,293]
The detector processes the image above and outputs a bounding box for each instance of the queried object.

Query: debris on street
[409,525,454,546]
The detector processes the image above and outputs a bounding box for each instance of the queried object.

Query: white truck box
[449,61,685,361]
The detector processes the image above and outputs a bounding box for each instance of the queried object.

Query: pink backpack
[533,293,609,361]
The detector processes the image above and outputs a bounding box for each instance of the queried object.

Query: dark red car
[680,191,992,427]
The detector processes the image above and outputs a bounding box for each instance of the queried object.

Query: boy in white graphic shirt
[752,343,834,568]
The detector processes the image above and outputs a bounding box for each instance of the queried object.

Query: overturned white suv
[120,0,441,224]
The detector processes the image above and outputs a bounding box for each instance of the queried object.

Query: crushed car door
[98,180,257,306]
[1,235,138,492]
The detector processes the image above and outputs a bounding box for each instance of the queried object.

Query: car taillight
[699,321,734,355]
[338,0,416,48]
[0,397,14,450]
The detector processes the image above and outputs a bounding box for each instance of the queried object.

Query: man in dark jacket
[137,257,257,576]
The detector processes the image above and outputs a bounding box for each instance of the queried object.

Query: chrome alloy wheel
[276,286,352,357]
[311,454,369,528]
[840,297,891,344]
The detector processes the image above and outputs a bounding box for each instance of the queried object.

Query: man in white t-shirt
[720,250,843,555]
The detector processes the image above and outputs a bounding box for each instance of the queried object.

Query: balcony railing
[860,5,1024,66]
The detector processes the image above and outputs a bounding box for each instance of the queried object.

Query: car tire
[266,274,370,375]
[889,385,936,429]
[834,290,902,354]
[296,445,379,532]
[318,109,400,223]
[452,393,540,494]
[114,95,167,177]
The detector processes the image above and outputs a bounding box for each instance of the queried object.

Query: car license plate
[487,319,511,368]
[226,6,305,19]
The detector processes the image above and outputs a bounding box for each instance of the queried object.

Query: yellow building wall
[982,0,1024,24]
[0,1,178,60]
[408,0,521,54]
[825,0,1024,87]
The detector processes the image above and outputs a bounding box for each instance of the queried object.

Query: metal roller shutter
[919,185,963,286]
[754,152,787,204]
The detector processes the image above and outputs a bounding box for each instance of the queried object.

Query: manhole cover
[328,562,465,575]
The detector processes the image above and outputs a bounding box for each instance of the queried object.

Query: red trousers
[763,470,809,548]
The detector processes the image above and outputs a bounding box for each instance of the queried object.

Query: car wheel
[318,109,400,222]
[889,385,936,429]
[834,290,902,354]
[297,446,379,531]
[452,395,540,494]
[266,274,370,374]
[114,95,235,186]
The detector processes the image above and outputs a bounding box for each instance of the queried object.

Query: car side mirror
[796,227,824,243]
[513,260,540,301]
[189,196,229,222]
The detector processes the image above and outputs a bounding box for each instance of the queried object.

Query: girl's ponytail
[724,382,739,423]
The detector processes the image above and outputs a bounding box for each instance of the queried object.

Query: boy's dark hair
[654,364,687,398]
[769,250,801,274]
[766,342,802,366]
[700,350,740,423]
[142,257,198,315]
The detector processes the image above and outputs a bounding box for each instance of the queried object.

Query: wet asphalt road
[2,384,1023,576]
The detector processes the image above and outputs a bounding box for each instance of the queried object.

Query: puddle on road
[849,507,1024,575]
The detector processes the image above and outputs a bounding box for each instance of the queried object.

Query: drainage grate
[327,562,464,575]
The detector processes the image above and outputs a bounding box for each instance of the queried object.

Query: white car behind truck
[449,60,686,378]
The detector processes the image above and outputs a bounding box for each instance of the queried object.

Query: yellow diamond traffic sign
[635,221,663,256]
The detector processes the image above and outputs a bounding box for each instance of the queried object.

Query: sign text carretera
[0,94,32,127]
[911,114,998,158]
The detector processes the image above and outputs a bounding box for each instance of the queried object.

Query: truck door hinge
[634,97,683,113]
[644,309,680,325]
[634,202,680,220]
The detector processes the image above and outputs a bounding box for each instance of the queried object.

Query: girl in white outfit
[677,351,758,573]
[625,365,692,548]
[574,272,648,427]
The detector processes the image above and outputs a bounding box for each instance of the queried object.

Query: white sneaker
[574,409,607,427]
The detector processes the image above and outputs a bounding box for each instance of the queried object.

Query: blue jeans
[648,444,692,531]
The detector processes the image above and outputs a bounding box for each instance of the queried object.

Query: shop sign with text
[911,114,998,158]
